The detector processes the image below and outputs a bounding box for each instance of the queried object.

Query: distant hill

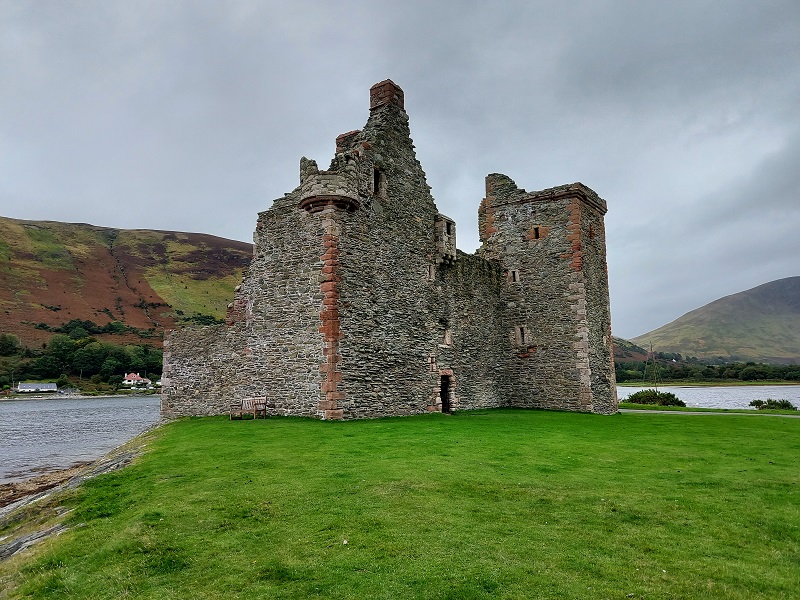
[612,337,648,362]
[0,216,252,347]
[631,277,800,364]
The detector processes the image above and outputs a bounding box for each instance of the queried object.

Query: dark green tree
[99,357,122,380]
[47,334,76,370]
[0,333,21,356]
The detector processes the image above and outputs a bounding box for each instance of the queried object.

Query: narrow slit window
[445,221,452,235]
[373,168,384,197]
[510,269,519,283]
[516,326,528,346]
[533,226,540,239]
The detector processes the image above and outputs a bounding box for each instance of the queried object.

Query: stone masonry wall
[162,79,617,419]
[435,251,509,410]
[162,190,327,418]
[327,83,445,419]
[478,175,617,413]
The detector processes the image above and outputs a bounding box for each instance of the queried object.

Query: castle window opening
[445,221,452,235]
[510,269,520,283]
[533,227,540,239]
[427,264,436,281]
[516,325,528,346]
[373,168,385,197]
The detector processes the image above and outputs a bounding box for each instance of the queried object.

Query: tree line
[0,326,162,390]
[616,359,800,383]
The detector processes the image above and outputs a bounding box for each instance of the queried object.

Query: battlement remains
[298,156,360,213]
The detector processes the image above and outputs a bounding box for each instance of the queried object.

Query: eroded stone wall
[162,79,617,419]
[478,176,617,413]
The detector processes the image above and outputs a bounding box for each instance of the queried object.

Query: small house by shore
[16,382,58,393]
[123,373,152,388]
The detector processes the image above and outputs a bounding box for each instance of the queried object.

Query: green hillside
[632,277,800,364]
[0,216,252,347]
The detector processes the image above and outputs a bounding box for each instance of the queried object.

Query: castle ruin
[161,80,617,419]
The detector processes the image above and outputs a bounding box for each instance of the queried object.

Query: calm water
[0,395,161,484]
[617,385,800,410]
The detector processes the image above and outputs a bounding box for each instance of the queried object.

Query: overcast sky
[2,1,798,339]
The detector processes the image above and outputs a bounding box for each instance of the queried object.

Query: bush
[626,389,686,407]
[749,399,797,411]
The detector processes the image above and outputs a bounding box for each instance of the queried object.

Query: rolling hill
[631,277,800,364]
[4,216,798,365]
[0,216,252,348]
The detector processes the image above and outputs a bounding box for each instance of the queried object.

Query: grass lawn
[618,402,800,415]
[2,409,799,599]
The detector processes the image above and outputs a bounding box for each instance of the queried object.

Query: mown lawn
[2,409,799,599]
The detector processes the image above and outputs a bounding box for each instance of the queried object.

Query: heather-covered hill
[0,216,252,347]
[632,277,800,364]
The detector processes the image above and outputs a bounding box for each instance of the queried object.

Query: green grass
[618,402,800,415]
[145,270,239,320]
[2,409,799,599]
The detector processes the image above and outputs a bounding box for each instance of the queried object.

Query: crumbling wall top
[485,173,607,214]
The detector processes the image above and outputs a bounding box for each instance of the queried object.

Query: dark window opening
[373,168,382,196]
[510,269,519,282]
[533,226,540,239]
[440,375,452,413]
[445,221,452,235]
[517,326,527,345]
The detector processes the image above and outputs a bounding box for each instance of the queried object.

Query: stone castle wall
[161,79,617,419]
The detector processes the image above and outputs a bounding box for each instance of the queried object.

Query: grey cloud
[2,0,798,339]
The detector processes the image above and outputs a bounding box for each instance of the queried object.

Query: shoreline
[0,421,165,560]
[0,419,165,512]
[0,463,94,508]
[0,392,160,402]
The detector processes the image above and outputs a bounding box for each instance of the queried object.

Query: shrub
[626,389,686,407]
[749,399,797,411]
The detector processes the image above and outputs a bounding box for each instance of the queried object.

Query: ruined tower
[161,80,617,419]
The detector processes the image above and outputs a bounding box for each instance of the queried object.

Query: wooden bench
[230,397,267,420]
[230,398,256,419]
[253,396,267,419]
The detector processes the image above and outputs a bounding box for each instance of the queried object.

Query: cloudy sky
[2,1,798,339]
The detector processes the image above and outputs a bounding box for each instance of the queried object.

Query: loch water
[617,385,800,410]
[0,395,161,484]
